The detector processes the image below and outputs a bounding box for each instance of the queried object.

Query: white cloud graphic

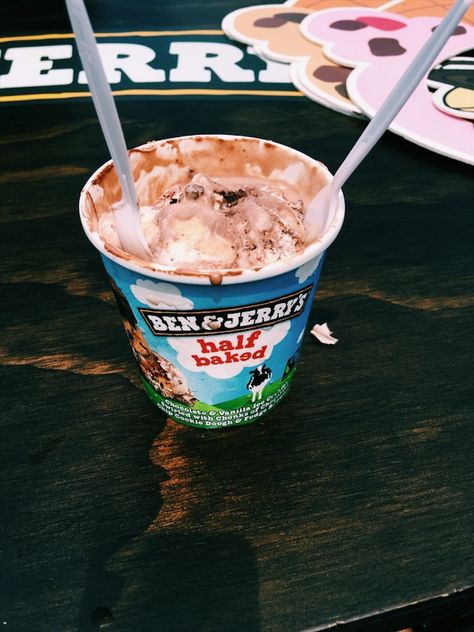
[130,279,193,310]
[295,253,323,284]
[168,321,291,379]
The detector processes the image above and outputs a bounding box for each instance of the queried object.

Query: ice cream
[83,135,331,277]
[79,135,345,429]
[99,172,306,271]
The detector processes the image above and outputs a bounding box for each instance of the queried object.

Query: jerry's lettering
[139,284,313,336]
[223,294,306,328]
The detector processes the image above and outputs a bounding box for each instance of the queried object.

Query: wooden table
[1,2,473,631]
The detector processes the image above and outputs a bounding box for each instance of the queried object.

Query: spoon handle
[65,0,138,213]
[332,0,471,193]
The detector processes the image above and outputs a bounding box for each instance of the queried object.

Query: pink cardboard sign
[223,0,474,126]
[301,8,474,163]
[222,1,385,116]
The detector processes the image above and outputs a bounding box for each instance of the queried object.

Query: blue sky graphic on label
[102,252,325,406]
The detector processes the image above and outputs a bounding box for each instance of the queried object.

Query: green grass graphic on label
[141,369,296,429]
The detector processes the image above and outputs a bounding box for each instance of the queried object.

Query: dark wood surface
[1,2,473,631]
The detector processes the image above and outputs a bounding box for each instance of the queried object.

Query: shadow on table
[87,530,260,632]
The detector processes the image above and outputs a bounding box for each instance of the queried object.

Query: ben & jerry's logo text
[139,285,313,337]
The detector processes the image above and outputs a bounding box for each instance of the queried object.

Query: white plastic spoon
[65,0,152,259]
[304,0,472,241]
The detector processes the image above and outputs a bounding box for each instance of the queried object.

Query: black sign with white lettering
[138,284,313,336]
[0,31,302,104]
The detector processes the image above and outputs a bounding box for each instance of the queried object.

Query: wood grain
[1,2,473,631]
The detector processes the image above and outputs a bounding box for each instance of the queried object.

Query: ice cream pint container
[79,135,345,429]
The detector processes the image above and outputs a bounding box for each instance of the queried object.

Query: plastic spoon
[304,0,472,240]
[65,0,151,259]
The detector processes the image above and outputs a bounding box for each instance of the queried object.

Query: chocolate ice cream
[100,173,306,270]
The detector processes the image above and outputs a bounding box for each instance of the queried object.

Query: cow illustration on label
[247,364,273,402]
